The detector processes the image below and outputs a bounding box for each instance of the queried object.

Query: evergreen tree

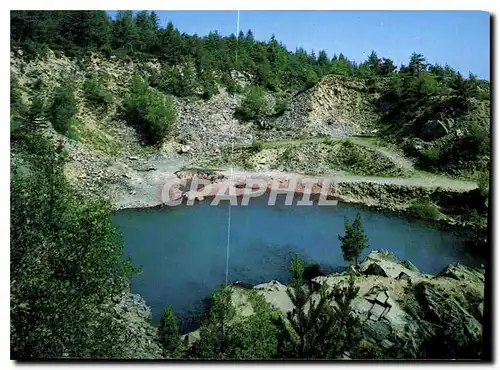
[366,50,381,75]
[111,11,138,51]
[379,57,397,75]
[338,213,369,267]
[158,307,181,357]
[275,254,363,359]
[11,134,137,358]
[408,52,427,75]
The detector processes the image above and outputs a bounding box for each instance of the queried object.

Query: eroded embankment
[130,169,484,231]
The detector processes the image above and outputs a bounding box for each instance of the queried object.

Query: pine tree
[366,50,381,75]
[338,213,369,267]
[275,254,363,359]
[408,52,427,75]
[379,57,397,75]
[158,307,181,357]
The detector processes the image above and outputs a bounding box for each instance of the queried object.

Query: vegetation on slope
[11,12,491,180]
[10,132,141,358]
[198,138,411,177]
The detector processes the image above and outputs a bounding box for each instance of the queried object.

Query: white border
[2,2,497,369]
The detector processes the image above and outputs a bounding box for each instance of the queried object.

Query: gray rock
[363,262,389,277]
[396,271,412,280]
[402,260,420,274]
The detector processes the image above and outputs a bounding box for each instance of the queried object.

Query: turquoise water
[113,196,481,332]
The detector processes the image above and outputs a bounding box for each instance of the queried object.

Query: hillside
[10,10,490,360]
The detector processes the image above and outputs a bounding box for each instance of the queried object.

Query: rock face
[112,292,163,359]
[359,250,420,278]
[184,252,485,358]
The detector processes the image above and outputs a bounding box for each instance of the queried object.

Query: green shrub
[49,83,77,136]
[343,138,356,148]
[237,85,270,121]
[305,69,319,89]
[124,74,177,145]
[188,285,279,360]
[477,171,489,196]
[250,140,263,153]
[421,147,442,164]
[221,74,241,95]
[158,307,181,357]
[201,75,217,100]
[274,93,288,116]
[408,199,441,221]
[11,134,137,358]
[83,74,113,109]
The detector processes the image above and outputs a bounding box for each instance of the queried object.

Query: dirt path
[111,138,478,210]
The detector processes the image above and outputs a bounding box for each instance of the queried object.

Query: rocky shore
[182,251,485,358]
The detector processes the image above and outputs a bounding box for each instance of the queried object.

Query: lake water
[113,196,482,332]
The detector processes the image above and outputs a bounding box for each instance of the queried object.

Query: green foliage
[123,74,177,145]
[274,93,288,116]
[338,213,369,266]
[11,133,138,358]
[158,307,181,357]
[408,199,441,221]
[49,83,77,137]
[226,292,280,359]
[275,254,363,359]
[250,140,264,153]
[237,85,270,122]
[477,171,489,197]
[304,69,319,89]
[187,284,236,359]
[11,76,28,134]
[83,73,113,109]
[377,51,490,175]
[188,284,280,360]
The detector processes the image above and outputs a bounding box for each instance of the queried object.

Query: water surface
[113,196,481,331]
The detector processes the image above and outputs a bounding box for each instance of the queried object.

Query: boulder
[396,271,412,280]
[359,251,420,279]
[363,262,388,277]
[438,264,484,284]
[402,260,420,273]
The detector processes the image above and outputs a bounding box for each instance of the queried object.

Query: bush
[188,285,280,360]
[477,171,489,196]
[221,74,241,95]
[124,74,177,145]
[305,69,319,89]
[237,85,270,122]
[11,134,136,358]
[201,75,217,100]
[408,199,441,221]
[49,83,77,136]
[343,138,356,148]
[274,93,288,116]
[158,307,181,357]
[83,74,113,109]
[250,140,263,153]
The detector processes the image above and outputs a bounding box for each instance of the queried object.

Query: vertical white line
[225,10,240,285]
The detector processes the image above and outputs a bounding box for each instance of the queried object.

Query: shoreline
[110,168,485,235]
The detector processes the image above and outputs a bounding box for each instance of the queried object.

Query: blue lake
[113,196,481,332]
